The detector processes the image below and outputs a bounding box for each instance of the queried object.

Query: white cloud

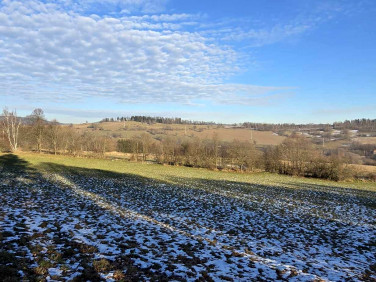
[313,105,376,115]
[49,0,169,14]
[0,0,291,106]
[199,1,354,48]
[218,23,312,47]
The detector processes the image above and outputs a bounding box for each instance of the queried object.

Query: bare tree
[1,108,22,152]
[47,119,62,155]
[212,133,220,169]
[30,108,46,153]
[162,136,179,165]
[140,133,153,162]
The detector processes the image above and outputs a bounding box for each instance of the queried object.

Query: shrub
[93,258,111,273]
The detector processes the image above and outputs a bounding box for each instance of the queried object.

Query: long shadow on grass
[0,154,36,176]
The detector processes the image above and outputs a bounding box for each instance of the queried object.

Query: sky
[0,0,375,124]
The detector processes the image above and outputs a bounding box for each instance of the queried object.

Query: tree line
[101,115,216,125]
[243,119,376,132]
[116,133,357,181]
[333,119,376,131]
[117,134,261,171]
[1,108,115,157]
[101,116,376,132]
[242,122,331,132]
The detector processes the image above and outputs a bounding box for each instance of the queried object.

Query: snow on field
[1,168,376,281]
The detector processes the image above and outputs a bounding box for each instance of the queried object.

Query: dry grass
[351,164,376,173]
[321,139,349,149]
[354,137,376,144]
[192,128,285,145]
[68,121,285,145]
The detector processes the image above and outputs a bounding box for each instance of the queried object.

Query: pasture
[0,153,376,281]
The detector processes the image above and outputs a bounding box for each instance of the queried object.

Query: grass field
[1,152,376,281]
[73,121,286,146]
[354,137,376,145]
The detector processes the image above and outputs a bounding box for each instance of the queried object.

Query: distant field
[354,137,376,144]
[192,128,285,145]
[351,164,376,174]
[72,121,285,145]
[321,139,349,149]
[1,152,376,281]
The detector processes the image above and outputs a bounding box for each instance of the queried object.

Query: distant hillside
[100,115,376,132]
[77,117,376,151]
[74,121,285,146]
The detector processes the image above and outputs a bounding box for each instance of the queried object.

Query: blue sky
[1,0,375,123]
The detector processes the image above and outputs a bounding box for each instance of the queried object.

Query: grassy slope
[72,121,285,145]
[7,152,376,192]
[354,137,376,144]
[72,121,376,150]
